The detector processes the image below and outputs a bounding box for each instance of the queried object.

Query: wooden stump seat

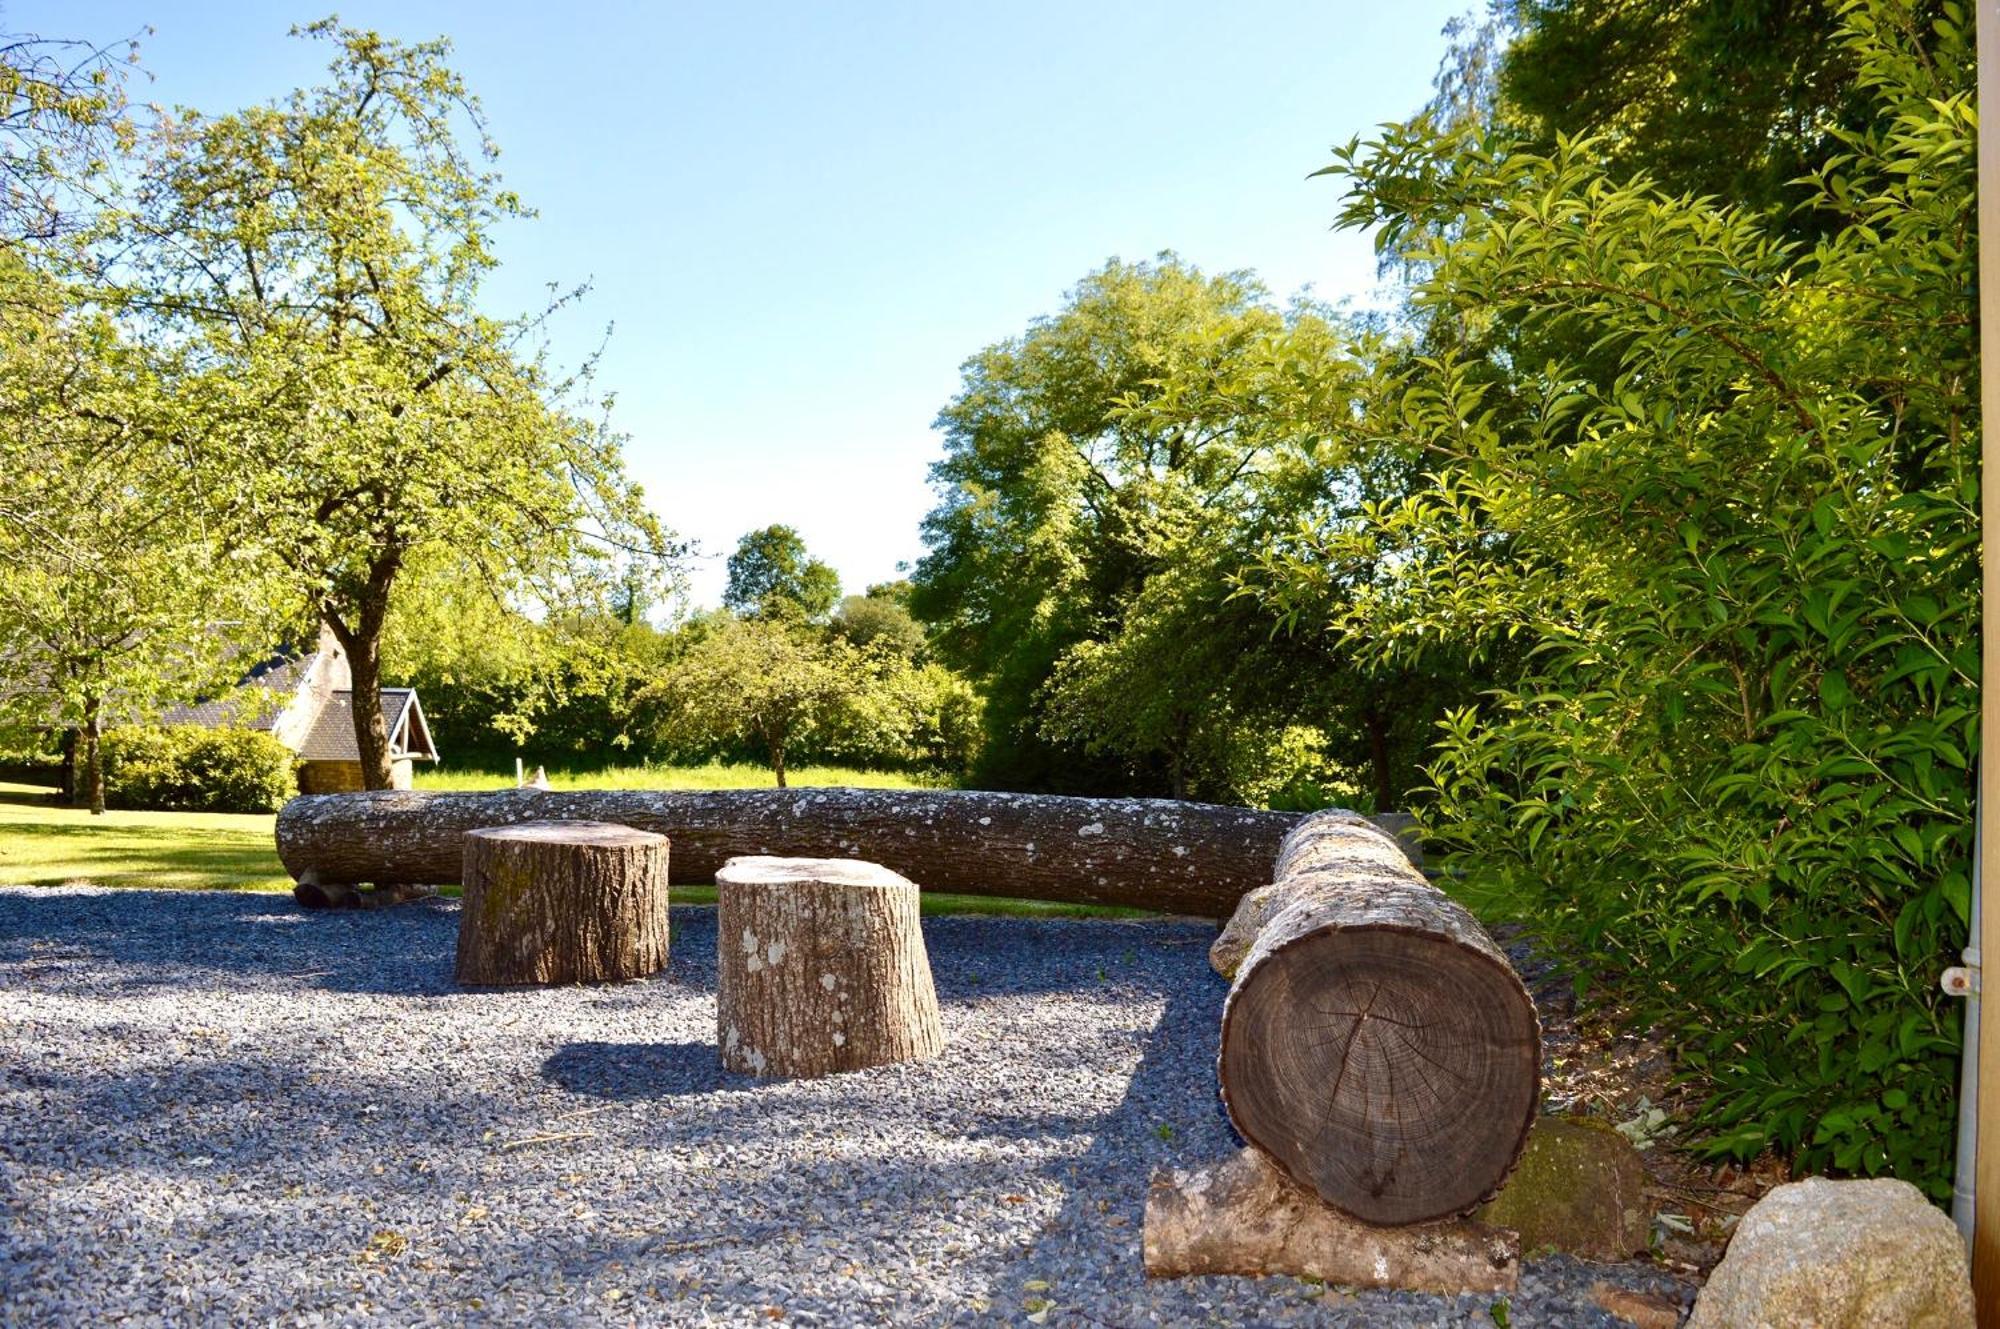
[715,855,944,1078]
[454,820,670,986]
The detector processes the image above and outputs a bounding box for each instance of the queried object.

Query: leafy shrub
[1272,0,1974,1194]
[102,726,299,813]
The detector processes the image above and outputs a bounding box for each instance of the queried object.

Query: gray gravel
[0,886,1694,1326]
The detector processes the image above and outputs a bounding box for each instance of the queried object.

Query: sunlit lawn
[0,775,1140,918]
[0,781,289,891]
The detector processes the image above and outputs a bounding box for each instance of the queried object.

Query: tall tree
[128,21,670,788]
[723,524,840,621]
[911,256,1291,790]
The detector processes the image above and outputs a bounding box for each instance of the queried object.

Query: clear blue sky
[28,1,1466,607]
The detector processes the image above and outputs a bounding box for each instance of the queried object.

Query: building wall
[298,758,414,794]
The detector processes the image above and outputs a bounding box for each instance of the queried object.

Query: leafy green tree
[912,256,1300,790]
[1496,0,1864,220]
[644,616,867,786]
[723,525,840,621]
[128,21,670,789]
[832,582,926,658]
[0,279,273,812]
[1285,0,1974,1191]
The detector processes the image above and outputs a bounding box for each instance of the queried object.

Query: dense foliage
[911,257,1477,805]
[101,726,299,813]
[1258,0,1973,1192]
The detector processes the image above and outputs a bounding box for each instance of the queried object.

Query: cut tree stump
[274,787,1304,916]
[715,855,943,1078]
[1218,809,1540,1226]
[454,821,670,986]
[1145,1147,1521,1294]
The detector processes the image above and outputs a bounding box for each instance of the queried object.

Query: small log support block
[454,820,669,986]
[1144,1147,1521,1294]
[715,855,944,1078]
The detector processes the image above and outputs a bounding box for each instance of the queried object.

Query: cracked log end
[1144,1147,1520,1294]
[1218,811,1541,1226]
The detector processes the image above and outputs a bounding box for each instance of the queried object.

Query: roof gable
[299,690,439,763]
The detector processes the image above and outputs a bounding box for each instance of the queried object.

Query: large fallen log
[274,788,1298,917]
[1144,1147,1520,1293]
[1218,810,1540,1226]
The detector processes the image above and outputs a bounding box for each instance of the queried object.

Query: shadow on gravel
[542,1040,739,1099]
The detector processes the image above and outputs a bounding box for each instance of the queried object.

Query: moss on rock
[1477,1116,1649,1259]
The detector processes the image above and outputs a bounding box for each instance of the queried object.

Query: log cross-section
[1218,810,1540,1226]
[276,788,1299,916]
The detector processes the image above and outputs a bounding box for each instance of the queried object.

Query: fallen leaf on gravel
[1002,1194,1027,1204]
[1589,1282,1681,1329]
[1022,1280,1049,1292]
[461,1206,489,1223]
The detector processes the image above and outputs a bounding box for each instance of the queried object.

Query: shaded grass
[0,780,1142,918]
[415,762,948,793]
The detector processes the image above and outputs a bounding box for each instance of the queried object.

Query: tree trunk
[1144,1147,1520,1294]
[58,727,77,806]
[454,821,670,986]
[1217,809,1540,1226]
[82,699,104,816]
[771,742,787,789]
[715,855,943,1077]
[325,550,401,792]
[275,787,1302,917]
[338,623,395,791]
[1364,701,1392,814]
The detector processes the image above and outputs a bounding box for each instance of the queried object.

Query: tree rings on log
[715,855,943,1078]
[454,820,670,986]
[1219,810,1540,1226]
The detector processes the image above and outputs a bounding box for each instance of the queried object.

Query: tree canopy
[724,524,841,622]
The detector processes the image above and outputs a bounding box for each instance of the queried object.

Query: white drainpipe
[1952,814,1983,1245]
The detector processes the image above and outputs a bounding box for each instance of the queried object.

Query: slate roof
[299,689,438,763]
[157,652,305,730]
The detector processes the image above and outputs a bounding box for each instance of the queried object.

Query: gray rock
[1688,1176,1972,1329]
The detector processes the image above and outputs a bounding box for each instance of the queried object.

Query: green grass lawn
[0,781,289,891]
[0,776,1141,917]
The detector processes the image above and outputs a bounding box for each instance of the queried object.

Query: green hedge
[102,726,299,813]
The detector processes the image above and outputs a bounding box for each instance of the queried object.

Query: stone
[1687,1176,1972,1329]
[1475,1116,1649,1259]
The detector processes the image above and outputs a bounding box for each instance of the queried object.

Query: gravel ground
[0,886,1695,1326]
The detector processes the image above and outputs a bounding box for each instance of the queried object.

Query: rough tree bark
[1218,810,1540,1226]
[275,788,1300,916]
[453,820,670,986]
[1144,1147,1520,1293]
[323,553,399,791]
[715,856,943,1077]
